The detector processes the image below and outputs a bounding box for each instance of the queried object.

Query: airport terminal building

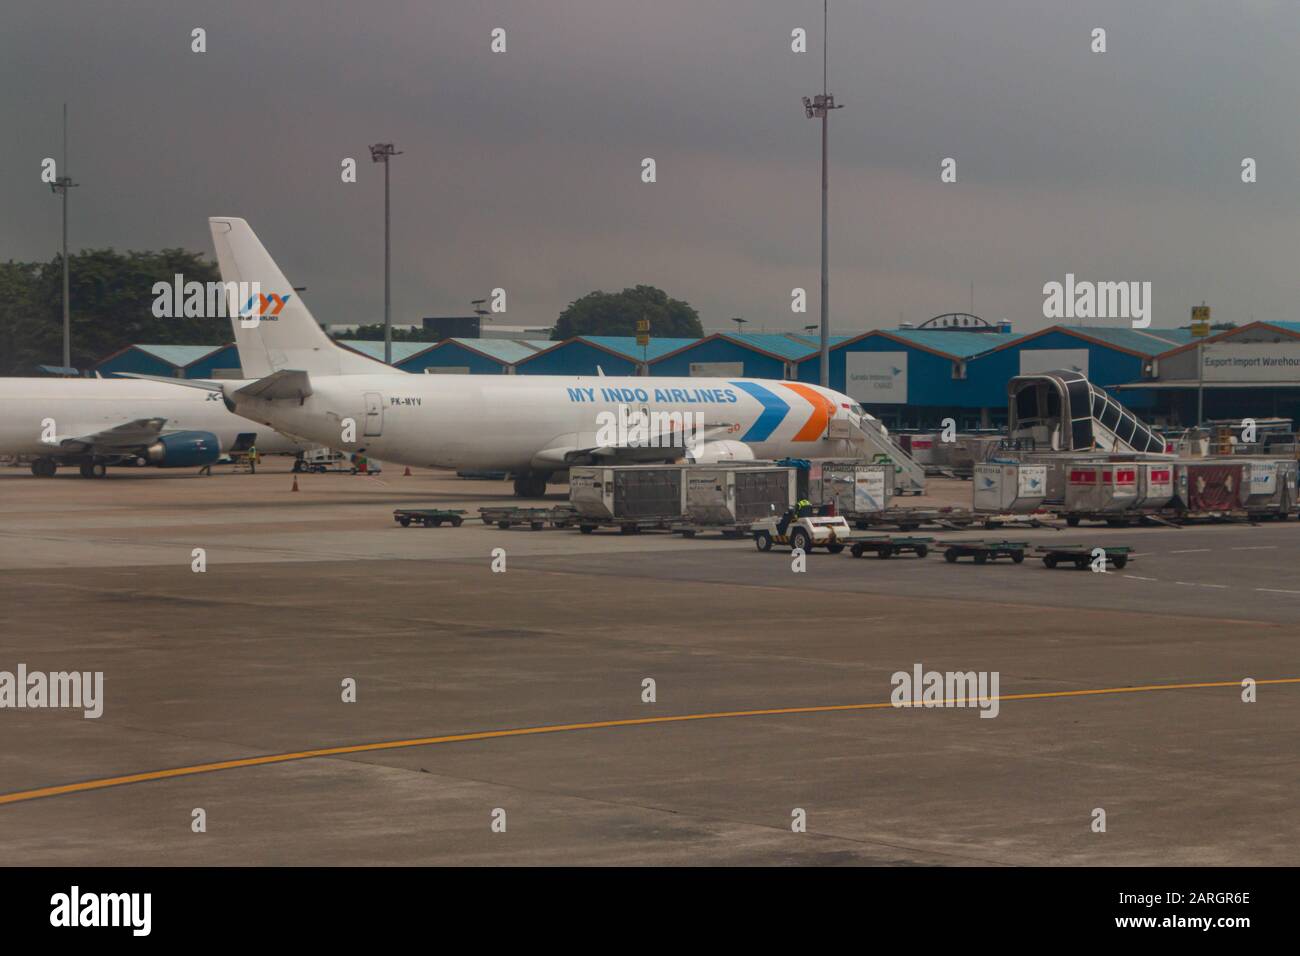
[93,317,1300,429]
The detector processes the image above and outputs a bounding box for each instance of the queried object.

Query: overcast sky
[3,0,1299,334]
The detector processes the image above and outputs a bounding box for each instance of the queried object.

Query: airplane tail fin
[208,217,391,377]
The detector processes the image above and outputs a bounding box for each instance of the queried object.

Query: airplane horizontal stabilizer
[234,369,313,402]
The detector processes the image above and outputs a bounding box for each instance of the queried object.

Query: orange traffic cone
[291,475,299,492]
[403,466,412,477]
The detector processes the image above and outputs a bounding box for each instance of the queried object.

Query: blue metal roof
[720,333,833,360]
[878,329,1020,358]
[444,338,553,363]
[1055,326,1193,354]
[577,335,701,361]
[337,340,437,364]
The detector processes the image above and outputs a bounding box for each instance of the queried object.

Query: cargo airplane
[0,375,304,478]
[133,217,909,497]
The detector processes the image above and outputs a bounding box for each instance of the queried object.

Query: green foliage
[551,285,703,340]
[0,249,227,376]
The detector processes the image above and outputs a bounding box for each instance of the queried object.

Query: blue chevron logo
[731,381,790,442]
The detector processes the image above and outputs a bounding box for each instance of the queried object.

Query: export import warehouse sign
[1201,342,1300,382]
[846,352,908,404]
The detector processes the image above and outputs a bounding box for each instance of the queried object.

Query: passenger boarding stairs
[1087,386,1167,454]
[1008,369,1167,456]
[849,416,928,494]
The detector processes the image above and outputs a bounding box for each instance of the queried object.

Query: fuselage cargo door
[363,392,384,436]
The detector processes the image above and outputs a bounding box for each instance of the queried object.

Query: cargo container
[1063,464,1140,514]
[684,465,796,526]
[972,463,1049,513]
[568,465,688,521]
[1242,459,1298,516]
[1133,462,1176,510]
[1015,452,1110,504]
[806,460,893,515]
[1174,461,1248,514]
[899,434,937,465]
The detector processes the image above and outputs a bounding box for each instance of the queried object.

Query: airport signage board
[1019,349,1089,377]
[846,352,908,404]
[1201,343,1300,382]
[690,362,744,377]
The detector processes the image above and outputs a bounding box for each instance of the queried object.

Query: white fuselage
[0,377,303,458]
[227,374,866,471]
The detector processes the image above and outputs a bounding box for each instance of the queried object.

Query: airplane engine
[685,440,756,463]
[143,431,221,468]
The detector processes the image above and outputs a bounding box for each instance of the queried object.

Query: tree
[0,248,226,376]
[551,285,703,340]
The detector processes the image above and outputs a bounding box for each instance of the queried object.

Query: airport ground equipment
[801,460,893,518]
[849,416,927,494]
[684,464,797,526]
[752,514,855,554]
[849,535,934,559]
[972,462,1048,514]
[1035,544,1131,570]
[1240,459,1297,519]
[478,505,578,530]
[939,539,1029,564]
[569,465,689,524]
[849,506,977,531]
[393,508,466,527]
[1174,461,1248,519]
[1008,369,1167,454]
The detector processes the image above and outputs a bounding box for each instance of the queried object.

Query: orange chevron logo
[780,382,836,440]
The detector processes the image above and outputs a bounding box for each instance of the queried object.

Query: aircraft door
[363,392,384,436]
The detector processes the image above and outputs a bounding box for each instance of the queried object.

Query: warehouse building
[792,328,1017,429]
[96,343,241,379]
[413,338,552,374]
[969,326,1192,419]
[518,336,697,376]
[1115,321,1300,425]
[651,333,851,380]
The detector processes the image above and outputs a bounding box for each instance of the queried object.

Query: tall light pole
[730,316,748,335]
[369,142,401,364]
[803,1,842,387]
[51,103,78,375]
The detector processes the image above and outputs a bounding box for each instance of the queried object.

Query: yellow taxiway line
[1,677,1296,807]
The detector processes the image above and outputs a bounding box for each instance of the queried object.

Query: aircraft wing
[58,417,169,453]
[531,422,738,467]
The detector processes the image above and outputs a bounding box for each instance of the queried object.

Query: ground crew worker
[247,444,258,474]
[796,498,813,517]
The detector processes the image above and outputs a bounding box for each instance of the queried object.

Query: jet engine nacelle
[144,431,221,468]
[685,440,756,463]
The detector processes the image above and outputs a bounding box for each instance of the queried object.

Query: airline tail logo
[240,292,292,320]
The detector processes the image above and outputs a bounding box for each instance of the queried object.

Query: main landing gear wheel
[31,458,58,478]
[79,462,107,479]
[512,474,549,498]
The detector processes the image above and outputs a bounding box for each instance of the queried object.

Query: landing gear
[78,461,107,479]
[30,458,58,478]
[512,472,550,498]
